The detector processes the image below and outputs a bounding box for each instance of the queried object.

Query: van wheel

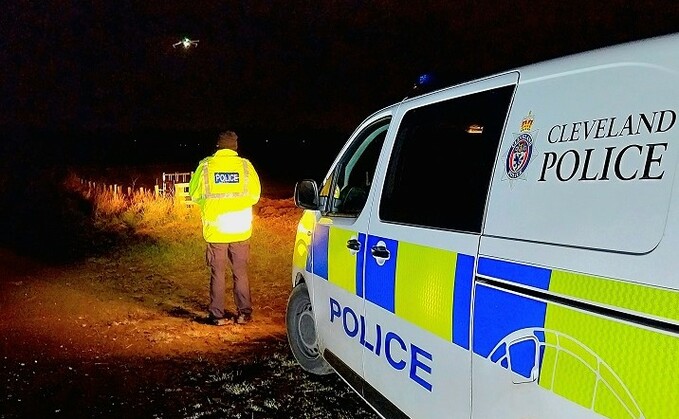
[286,282,333,375]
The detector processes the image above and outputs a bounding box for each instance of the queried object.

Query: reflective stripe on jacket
[188,149,261,243]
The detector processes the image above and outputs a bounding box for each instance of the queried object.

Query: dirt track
[0,248,379,418]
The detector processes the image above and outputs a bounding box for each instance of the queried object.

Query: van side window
[319,118,390,217]
[380,85,515,232]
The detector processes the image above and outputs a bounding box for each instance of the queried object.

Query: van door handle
[370,241,390,266]
[346,238,361,251]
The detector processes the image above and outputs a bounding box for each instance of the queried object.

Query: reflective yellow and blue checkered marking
[310,226,474,348]
[310,224,367,296]
[473,258,550,378]
[475,256,679,419]
[305,223,679,418]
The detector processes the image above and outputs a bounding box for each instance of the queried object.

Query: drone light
[173,37,198,49]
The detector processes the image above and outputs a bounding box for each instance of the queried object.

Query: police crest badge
[503,111,537,185]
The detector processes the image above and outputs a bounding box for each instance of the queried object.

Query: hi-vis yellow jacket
[189,149,261,243]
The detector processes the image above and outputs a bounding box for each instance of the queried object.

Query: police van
[285,32,679,419]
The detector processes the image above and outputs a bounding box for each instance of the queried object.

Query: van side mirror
[294,179,320,210]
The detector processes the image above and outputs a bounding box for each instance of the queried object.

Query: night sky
[3,1,679,164]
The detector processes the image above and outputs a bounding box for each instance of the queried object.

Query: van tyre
[286,282,333,375]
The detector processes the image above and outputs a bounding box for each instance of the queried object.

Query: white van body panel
[475,36,679,419]
[472,351,604,419]
[485,60,679,253]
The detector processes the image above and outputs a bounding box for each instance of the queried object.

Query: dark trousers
[206,241,252,319]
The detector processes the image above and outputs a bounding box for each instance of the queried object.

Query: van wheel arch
[293,272,305,288]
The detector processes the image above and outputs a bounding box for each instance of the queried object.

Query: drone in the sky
[173,37,199,49]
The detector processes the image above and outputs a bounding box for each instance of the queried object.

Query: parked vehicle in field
[286,32,679,419]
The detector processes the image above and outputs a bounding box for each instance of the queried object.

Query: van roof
[369,31,679,120]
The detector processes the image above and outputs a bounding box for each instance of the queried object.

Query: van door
[360,75,517,418]
[308,114,392,394]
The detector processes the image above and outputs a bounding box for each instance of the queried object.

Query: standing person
[189,131,261,326]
